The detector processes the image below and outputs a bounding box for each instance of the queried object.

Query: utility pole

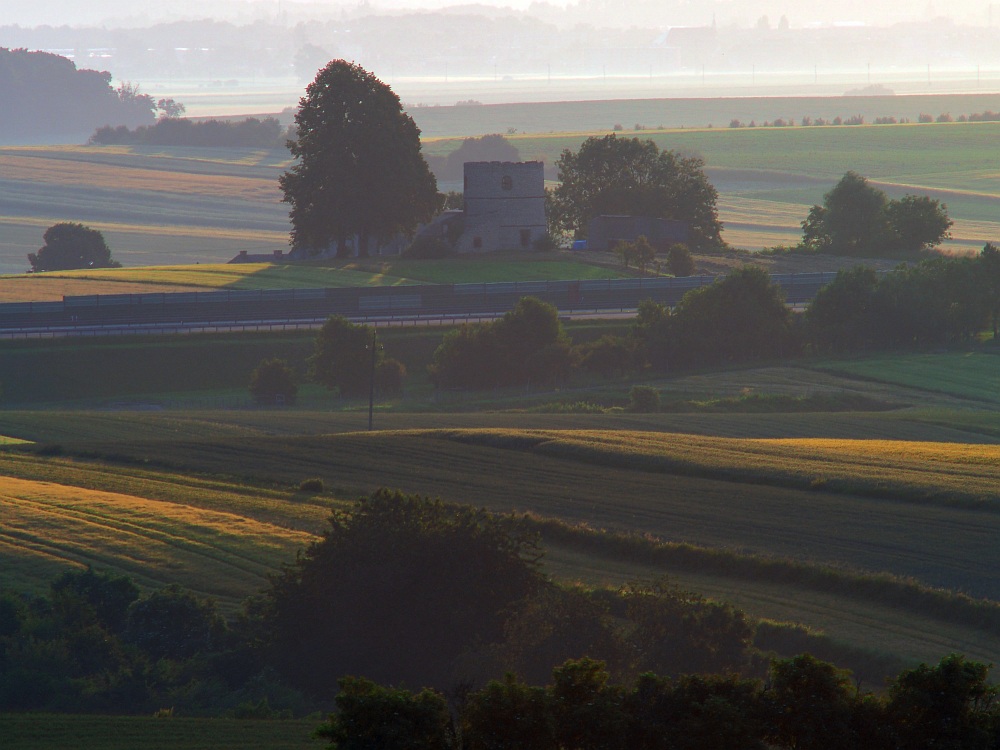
[368,328,377,431]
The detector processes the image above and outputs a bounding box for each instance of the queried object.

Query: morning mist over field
[2,0,1000,116]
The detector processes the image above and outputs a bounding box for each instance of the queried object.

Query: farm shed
[587,215,690,251]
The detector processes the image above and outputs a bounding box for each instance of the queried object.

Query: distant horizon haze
[0,0,996,28]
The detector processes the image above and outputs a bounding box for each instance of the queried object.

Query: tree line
[425,246,1000,392]
[90,116,291,149]
[273,246,998,400]
[318,652,999,750]
[727,109,1000,128]
[0,47,155,143]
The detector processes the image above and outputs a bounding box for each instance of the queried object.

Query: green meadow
[410,93,1000,139]
[0,255,632,301]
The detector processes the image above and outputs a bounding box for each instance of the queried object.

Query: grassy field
[411,93,1000,139]
[818,350,1000,404]
[0,255,633,301]
[0,714,320,750]
[0,472,318,606]
[2,323,999,703]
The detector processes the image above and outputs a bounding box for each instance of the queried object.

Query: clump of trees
[264,489,547,694]
[28,223,120,272]
[804,247,1000,353]
[548,135,724,251]
[801,171,952,258]
[248,357,298,405]
[309,317,406,398]
[614,235,657,273]
[610,238,695,277]
[316,653,1000,750]
[430,247,1000,394]
[0,48,155,142]
[630,266,797,371]
[280,60,440,257]
[262,489,756,697]
[90,116,289,148]
[429,297,575,389]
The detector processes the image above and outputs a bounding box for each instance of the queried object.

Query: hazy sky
[0,0,994,27]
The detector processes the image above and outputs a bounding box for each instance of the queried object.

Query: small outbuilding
[586,215,690,252]
[229,249,288,263]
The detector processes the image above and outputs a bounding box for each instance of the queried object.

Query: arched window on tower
[501,175,513,191]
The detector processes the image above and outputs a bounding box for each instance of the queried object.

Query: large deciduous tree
[28,223,119,272]
[280,60,440,257]
[548,135,723,250]
[263,489,544,695]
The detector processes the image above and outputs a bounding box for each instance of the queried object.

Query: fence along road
[0,273,838,339]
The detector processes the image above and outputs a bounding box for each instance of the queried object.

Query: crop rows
[0,473,316,606]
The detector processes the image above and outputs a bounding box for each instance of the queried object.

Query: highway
[0,272,838,339]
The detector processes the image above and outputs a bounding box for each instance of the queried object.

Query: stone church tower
[458,161,547,252]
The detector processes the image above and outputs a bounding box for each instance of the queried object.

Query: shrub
[298,478,324,493]
[429,297,571,389]
[576,335,636,379]
[666,243,695,277]
[628,386,660,413]
[249,358,298,406]
[309,317,385,397]
[403,235,454,259]
[533,232,560,251]
[375,358,407,396]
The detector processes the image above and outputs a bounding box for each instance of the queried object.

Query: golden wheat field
[0,472,318,606]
